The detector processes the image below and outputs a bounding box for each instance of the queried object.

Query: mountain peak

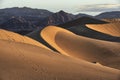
[43,10,75,26]
[57,10,72,15]
[58,10,66,14]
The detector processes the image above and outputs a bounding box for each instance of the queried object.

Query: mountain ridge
[0,7,119,34]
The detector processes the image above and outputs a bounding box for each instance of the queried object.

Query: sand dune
[0,29,49,50]
[41,26,120,69]
[57,17,120,42]
[86,22,120,37]
[26,29,57,51]
[67,25,120,42]
[0,39,120,80]
[103,19,120,22]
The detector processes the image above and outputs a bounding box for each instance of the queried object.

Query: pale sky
[0,0,119,15]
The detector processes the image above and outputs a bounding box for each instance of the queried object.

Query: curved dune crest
[0,40,120,80]
[41,26,120,69]
[86,22,120,37]
[26,29,57,51]
[41,26,74,56]
[0,29,50,50]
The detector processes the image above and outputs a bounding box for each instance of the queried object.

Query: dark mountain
[46,10,74,25]
[96,11,120,19]
[0,8,92,35]
[36,10,75,27]
[0,7,119,35]
[0,7,53,24]
[0,7,53,17]
[0,16,38,35]
[37,10,91,27]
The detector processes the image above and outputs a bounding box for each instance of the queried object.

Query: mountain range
[0,7,120,34]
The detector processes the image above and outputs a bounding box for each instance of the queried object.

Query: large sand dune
[0,29,49,50]
[41,26,120,69]
[86,22,120,37]
[0,40,120,80]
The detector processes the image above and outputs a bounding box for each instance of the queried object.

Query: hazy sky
[0,0,120,15]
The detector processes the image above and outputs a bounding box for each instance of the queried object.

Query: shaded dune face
[0,40,120,80]
[86,22,120,37]
[67,25,120,42]
[26,29,58,51]
[41,26,120,69]
[0,29,50,50]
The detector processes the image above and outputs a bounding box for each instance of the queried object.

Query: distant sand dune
[103,19,120,22]
[86,22,120,37]
[57,17,120,42]
[0,40,120,80]
[41,26,120,69]
[0,29,50,50]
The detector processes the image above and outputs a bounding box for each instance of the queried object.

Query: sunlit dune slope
[86,22,120,37]
[0,29,49,50]
[41,26,120,69]
[0,40,120,80]
[26,29,57,51]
